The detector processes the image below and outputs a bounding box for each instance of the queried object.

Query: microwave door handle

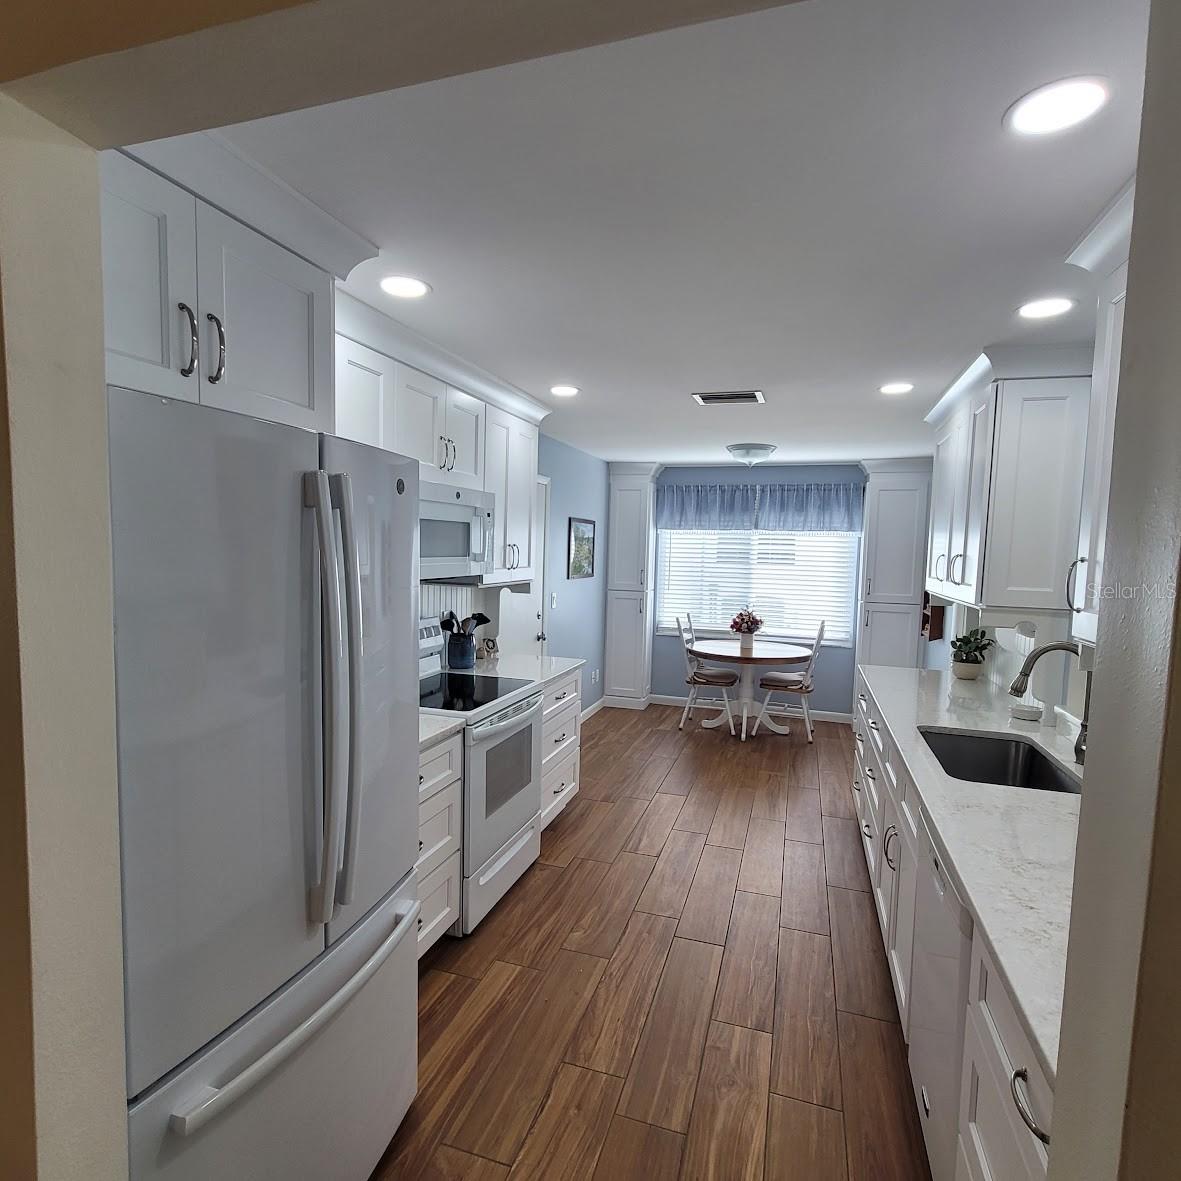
[305,471,346,924]
[330,473,364,907]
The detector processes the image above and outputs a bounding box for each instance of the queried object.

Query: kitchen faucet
[1008,641,1090,765]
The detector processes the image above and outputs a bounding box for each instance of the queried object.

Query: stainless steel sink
[918,728,1081,794]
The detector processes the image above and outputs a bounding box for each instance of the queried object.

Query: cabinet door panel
[483,408,512,578]
[605,591,646,696]
[393,363,446,474]
[927,420,958,591]
[101,152,200,400]
[444,386,485,490]
[954,390,995,604]
[335,336,395,448]
[864,475,930,602]
[608,483,650,591]
[982,377,1090,610]
[888,830,918,1035]
[196,203,333,432]
[861,603,921,668]
[505,417,538,578]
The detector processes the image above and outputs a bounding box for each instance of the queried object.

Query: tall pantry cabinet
[604,465,661,703]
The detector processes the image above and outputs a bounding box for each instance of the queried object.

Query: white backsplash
[418,582,475,622]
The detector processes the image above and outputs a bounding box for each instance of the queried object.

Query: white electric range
[418,619,543,931]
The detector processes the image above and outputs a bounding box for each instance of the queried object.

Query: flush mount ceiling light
[379,275,431,299]
[727,443,777,466]
[880,381,914,395]
[1018,296,1075,320]
[1005,77,1109,136]
[550,384,580,398]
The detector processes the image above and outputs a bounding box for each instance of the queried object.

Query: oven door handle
[469,694,543,742]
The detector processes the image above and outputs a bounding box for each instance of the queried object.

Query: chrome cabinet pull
[553,782,566,794]
[206,312,226,383]
[884,824,899,870]
[554,690,569,702]
[439,436,448,468]
[418,774,424,785]
[852,778,861,793]
[1010,1068,1050,1145]
[178,302,198,376]
[950,553,965,584]
[868,719,880,731]
[554,732,567,744]
[934,552,947,580]
[1066,557,1086,612]
[864,766,876,781]
[862,821,873,839]
[447,438,456,470]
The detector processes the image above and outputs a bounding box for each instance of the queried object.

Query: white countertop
[859,665,1081,1082]
[419,713,465,750]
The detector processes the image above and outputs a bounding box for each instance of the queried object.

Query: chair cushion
[759,672,811,691]
[689,668,739,687]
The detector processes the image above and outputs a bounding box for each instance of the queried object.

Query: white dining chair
[678,614,738,734]
[751,620,825,741]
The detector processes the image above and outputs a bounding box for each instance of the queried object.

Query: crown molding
[1066,178,1135,277]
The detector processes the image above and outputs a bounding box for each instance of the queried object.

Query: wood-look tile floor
[373,705,931,1181]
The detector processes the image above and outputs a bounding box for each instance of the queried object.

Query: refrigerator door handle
[305,471,347,924]
[330,472,364,907]
[168,898,422,1138]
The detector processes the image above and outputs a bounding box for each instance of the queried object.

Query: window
[655,528,859,644]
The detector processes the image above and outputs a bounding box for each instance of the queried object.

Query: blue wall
[538,434,610,708]
[649,463,867,716]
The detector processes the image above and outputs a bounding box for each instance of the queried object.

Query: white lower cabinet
[860,602,923,667]
[417,733,463,958]
[541,682,582,828]
[886,811,919,1033]
[605,590,651,699]
[416,853,461,958]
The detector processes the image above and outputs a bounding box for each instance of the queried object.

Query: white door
[608,481,650,591]
[605,590,646,696]
[444,386,485,491]
[108,388,326,1096]
[982,377,1090,610]
[196,202,334,432]
[506,416,539,578]
[334,336,395,448]
[1073,262,1129,645]
[100,152,200,401]
[861,603,922,668]
[393,363,446,476]
[927,418,959,591]
[863,474,930,603]
[498,479,549,655]
[954,388,995,605]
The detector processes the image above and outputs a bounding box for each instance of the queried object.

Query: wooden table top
[688,638,812,665]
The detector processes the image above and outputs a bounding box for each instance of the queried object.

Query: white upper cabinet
[483,405,537,584]
[100,153,200,401]
[863,472,930,603]
[926,370,1088,612]
[392,363,446,476]
[1072,262,1129,645]
[443,386,486,491]
[608,480,653,592]
[335,336,396,448]
[100,153,335,433]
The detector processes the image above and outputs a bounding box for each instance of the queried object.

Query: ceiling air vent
[691,389,765,406]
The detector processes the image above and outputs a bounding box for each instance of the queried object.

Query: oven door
[464,693,543,872]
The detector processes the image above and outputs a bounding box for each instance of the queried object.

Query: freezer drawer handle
[168,899,422,1139]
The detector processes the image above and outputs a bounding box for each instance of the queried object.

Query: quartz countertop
[470,653,585,685]
[419,713,466,750]
[859,665,1081,1083]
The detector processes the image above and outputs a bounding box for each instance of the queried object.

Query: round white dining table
[687,638,812,741]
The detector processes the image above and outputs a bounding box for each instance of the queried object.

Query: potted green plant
[950,627,995,679]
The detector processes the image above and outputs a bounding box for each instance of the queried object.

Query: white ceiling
[218,0,1148,463]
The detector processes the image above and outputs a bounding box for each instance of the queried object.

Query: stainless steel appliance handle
[331,472,364,907]
[1010,1068,1051,1145]
[206,312,226,384]
[169,899,421,1137]
[1066,557,1086,612]
[305,471,346,924]
[178,302,198,377]
[470,693,543,742]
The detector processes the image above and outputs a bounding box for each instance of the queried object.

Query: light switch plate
[550,592,558,609]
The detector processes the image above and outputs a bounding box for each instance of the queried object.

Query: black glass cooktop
[419,671,533,713]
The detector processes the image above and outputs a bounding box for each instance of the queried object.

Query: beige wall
[0,95,127,1179]
[1049,0,1181,1174]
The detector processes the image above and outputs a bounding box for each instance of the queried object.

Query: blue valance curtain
[654,482,864,532]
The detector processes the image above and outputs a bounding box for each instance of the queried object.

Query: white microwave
[419,481,494,581]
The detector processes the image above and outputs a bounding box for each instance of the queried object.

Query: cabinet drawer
[417,851,461,958]
[542,748,580,829]
[417,779,461,879]
[543,699,581,768]
[859,786,880,885]
[856,743,884,830]
[419,732,462,802]
[969,940,1053,1157]
[544,673,581,718]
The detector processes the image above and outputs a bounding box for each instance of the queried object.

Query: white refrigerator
[108,387,420,1180]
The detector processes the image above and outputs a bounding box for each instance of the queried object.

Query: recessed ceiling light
[1018,297,1075,320]
[380,275,431,299]
[880,382,914,395]
[550,385,580,398]
[1005,77,1109,136]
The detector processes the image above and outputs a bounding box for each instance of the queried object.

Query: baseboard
[601,694,650,710]
[646,693,853,724]
[581,697,605,724]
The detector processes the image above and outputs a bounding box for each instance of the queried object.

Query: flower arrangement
[730,607,763,635]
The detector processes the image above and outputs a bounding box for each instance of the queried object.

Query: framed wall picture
[567,517,596,579]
